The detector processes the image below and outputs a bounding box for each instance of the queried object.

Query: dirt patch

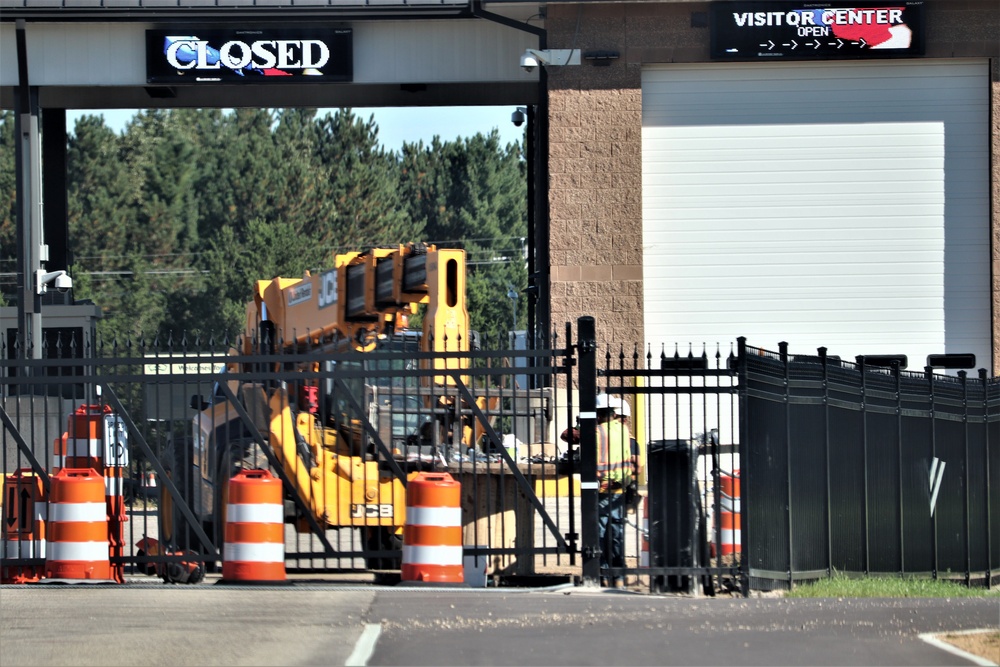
[937,630,1000,664]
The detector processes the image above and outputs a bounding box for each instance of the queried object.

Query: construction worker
[596,393,635,588]
[560,393,637,587]
[612,397,641,511]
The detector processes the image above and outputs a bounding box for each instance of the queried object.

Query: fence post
[960,370,970,587]
[894,360,904,576]
[577,316,600,585]
[736,337,749,596]
[779,341,794,589]
[820,347,832,578]
[925,365,938,580]
[564,321,578,564]
[980,368,992,589]
[860,357,870,576]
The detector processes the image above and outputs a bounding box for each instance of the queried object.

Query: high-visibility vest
[597,421,633,490]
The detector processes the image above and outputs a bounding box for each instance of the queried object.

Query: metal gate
[1,326,582,584]
[578,317,744,595]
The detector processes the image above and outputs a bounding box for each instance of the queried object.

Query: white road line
[345,623,382,667]
[918,630,998,667]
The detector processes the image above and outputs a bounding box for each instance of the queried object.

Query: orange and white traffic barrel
[401,472,464,585]
[54,404,129,474]
[51,434,66,471]
[55,405,111,471]
[1,469,47,584]
[221,469,286,583]
[52,406,129,584]
[719,470,741,556]
[44,468,113,582]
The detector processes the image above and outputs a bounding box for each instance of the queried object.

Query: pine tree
[314,109,421,249]
[50,107,529,345]
[66,113,140,322]
[399,131,527,343]
[0,111,17,306]
[198,216,328,338]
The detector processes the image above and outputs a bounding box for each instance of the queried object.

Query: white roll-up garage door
[642,60,990,373]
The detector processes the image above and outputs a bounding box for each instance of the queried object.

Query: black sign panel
[711,2,924,60]
[146,28,352,84]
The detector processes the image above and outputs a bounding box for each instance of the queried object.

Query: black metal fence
[737,338,999,589]
[1,327,580,584]
[3,320,997,593]
[587,316,743,595]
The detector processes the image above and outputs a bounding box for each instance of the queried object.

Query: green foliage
[0,108,527,343]
[93,255,170,343]
[200,217,327,337]
[314,109,420,248]
[66,114,136,272]
[399,130,528,343]
[0,110,16,291]
[122,110,201,257]
[786,572,1000,598]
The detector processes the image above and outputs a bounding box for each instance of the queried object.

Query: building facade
[1,0,998,372]
[542,1,998,373]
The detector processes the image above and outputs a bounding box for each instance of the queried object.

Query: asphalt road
[1,582,996,667]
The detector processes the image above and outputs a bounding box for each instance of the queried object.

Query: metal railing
[4,323,995,593]
[1,327,580,583]
[589,318,743,595]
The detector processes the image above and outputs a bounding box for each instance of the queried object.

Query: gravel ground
[936,630,1000,664]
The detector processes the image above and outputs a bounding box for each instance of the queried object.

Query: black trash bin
[647,439,710,594]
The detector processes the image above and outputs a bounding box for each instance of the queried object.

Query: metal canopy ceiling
[0,0,544,23]
[0,1,546,108]
[0,1,469,20]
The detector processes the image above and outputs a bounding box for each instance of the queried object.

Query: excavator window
[325,359,366,427]
[446,258,459,308]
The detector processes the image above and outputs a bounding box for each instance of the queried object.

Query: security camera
[511,108,526,127]
[36,269,73,294]
[520,51,539,73]
[519,48,582,73]
[53,272,73,292]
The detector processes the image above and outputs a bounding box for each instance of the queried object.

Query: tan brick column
[547,5,644,349]
[992,67,1000,374]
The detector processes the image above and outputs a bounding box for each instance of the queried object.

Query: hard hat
[595,393,611,410]
[618,399,631,418]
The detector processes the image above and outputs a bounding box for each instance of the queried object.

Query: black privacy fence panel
[738,339,999,590]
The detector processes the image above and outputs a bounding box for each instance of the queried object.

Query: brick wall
[993,75,999,374]
[546,4,644,348]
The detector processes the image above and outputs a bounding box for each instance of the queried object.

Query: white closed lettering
[165,40,222,69]
[166,38,330,72]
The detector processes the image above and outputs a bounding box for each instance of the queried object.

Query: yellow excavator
[159,243,493,572]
